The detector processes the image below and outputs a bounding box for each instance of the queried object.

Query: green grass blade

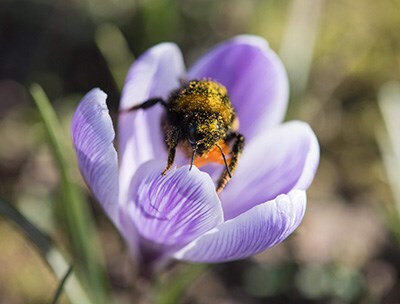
[0,198,93,304]
[95,23,134,90]
[51,265,74,304]
[30,84,110,303]
[377,81,400,245]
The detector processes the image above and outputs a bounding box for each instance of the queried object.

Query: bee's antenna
[216,144,231,178]
[189,146,197,171]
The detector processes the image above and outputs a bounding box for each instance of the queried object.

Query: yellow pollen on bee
[198,120,219,133]
[185,79,227,95]
[176,80,233,124]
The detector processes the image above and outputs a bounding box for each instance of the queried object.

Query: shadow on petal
[118,43,185,209]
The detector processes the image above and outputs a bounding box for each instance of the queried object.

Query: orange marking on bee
[194,140,230,168]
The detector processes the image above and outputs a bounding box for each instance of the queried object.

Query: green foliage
[0,198,92,304]
[30,84,110,304]
[51,265,74,304]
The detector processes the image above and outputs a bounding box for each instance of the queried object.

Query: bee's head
[187,118,223,154]
[185,118,231,177]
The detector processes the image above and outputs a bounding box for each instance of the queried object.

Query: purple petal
[118,43,185,207]
[118,206,141,261]
[125,160,224,251]
[188,35,288,141]
[174,190,306,262]
[71,89,119,224]
[220,121,319,220]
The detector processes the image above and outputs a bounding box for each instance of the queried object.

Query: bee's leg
[216,131,245,193]
[162,146,176,176]
[162,128,180,176]
[120,97,166,113]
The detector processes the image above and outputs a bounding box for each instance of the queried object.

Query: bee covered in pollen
[122,79,245,193]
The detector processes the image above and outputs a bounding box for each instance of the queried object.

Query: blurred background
[1,0,400,303]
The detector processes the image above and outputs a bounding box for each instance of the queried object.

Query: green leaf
[0,198,93,304]
[30,84,111,303]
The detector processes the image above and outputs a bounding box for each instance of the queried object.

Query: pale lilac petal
[118,207,140,261]
[188,35,288,141]
[174,190,306,262]
[71,89,119,223]
[220,121,319,220]
[125,160,224,251]
[118,43,185,207]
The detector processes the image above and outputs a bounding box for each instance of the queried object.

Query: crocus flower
[71,35,319,269]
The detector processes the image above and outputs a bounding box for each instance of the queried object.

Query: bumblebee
[123,79,245,193]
